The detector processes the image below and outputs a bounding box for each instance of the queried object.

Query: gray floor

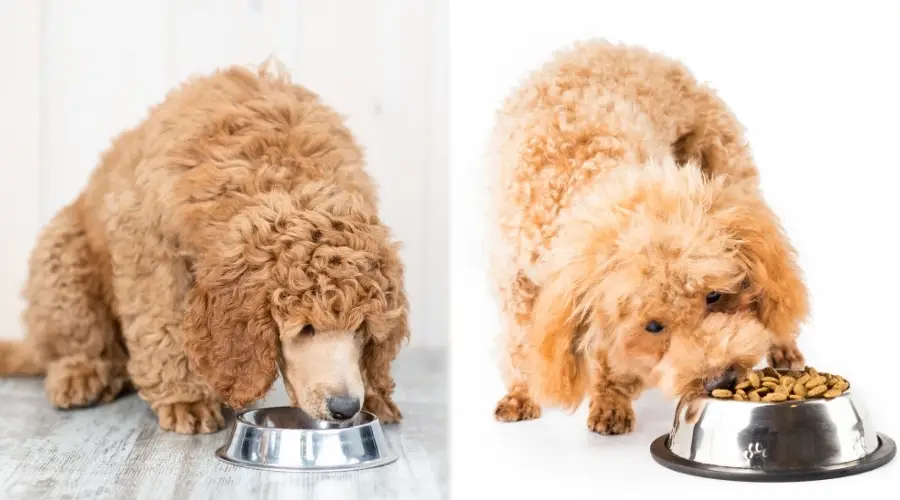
[0,347,447,500]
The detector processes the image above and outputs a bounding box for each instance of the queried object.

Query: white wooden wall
[0,0,448,348]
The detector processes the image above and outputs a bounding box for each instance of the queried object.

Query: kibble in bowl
[708,366,850,403]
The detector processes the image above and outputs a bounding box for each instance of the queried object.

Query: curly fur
[488,40,809,434]
[2,62,409,434]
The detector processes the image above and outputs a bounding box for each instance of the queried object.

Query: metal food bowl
[215,407,398,472]
[650,372,896,482]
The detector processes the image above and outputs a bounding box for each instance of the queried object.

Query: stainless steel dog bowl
[650,375,896,482]
[215,407,398,472]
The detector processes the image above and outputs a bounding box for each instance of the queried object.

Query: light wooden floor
[0,347,447,500]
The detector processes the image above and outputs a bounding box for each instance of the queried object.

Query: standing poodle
[0,62,409,434]
[487,40,808,434]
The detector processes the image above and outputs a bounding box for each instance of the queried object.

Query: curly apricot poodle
[0,62,409,434]
[487,39,808,434]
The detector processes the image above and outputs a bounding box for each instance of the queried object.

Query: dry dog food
[709,366,850,403]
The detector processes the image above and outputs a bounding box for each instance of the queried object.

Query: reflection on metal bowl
[216,407,398,473]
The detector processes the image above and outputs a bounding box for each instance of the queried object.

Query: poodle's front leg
[493,272,543,422]
[121,316,225,434]
[493,340,543,423]
[112,244,224,434]
[586,355,643,435]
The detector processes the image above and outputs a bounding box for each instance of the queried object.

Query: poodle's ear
[672,127,725,176]
[358,238,409,421]
[366,239,410,345]
[670,90,759,185]
[361,238,410,359]
[526,265,589,410]
[183,279,279,409]
[716,191,809,343]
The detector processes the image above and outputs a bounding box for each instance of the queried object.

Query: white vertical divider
[0,2,42,338]
[425,0,449,348]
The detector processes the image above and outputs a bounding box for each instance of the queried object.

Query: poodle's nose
[326,395,361,420]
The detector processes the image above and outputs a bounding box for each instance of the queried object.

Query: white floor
[0,347,447,500]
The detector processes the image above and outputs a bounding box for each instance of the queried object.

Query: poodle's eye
[300,325,315,336]
[645,321,664,335]
[706,291,722,304]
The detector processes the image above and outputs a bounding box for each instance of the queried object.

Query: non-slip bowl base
[650,432,896,482]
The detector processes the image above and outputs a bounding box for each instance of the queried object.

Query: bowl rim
[234,407,382,433]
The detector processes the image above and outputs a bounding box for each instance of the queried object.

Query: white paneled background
[0,0,448,348]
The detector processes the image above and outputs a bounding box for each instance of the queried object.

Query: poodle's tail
[0,339,45,376]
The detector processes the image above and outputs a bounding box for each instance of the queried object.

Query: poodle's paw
[493,392,541,422]
[45,357,115,409]
[364,393,402,424]
[587,399,635,435]
[156,401,225,434]
[767,341,805,370]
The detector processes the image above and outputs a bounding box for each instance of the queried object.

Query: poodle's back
[488,39,756,278]
[74,64,376,248]
[56,65,381,311]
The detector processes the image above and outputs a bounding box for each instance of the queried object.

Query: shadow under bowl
[650,377,896,482]
[215,407,398,473]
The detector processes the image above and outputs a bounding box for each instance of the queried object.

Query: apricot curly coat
[488,40,808,434]
[0,63,409,434]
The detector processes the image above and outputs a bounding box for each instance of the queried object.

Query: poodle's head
[527,159,808,408]
[183,188,408,421]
